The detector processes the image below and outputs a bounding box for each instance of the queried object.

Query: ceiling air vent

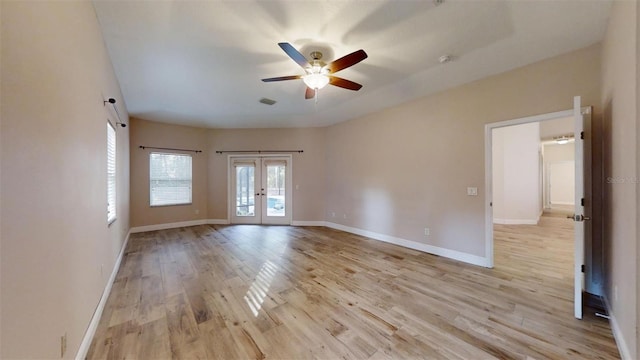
[259,98,277,105]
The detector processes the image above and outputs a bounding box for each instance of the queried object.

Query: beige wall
[543,142,576,207]
[130,118,208,227]
[129,122,327,226]
[0,1,634,358]
[544,142,575,163]
[637,1,640,356]
[492,122,541,224]
[326,44,601,257]
[601,1,638,358]
[207,128,326,221]
[1,1,130,358]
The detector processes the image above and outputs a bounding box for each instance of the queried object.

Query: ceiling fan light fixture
[302,73,329,90]
[262,42,366,99]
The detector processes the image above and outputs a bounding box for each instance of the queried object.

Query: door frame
[484,108,574,267]
[227,154,293,225]
[484,102,590,320]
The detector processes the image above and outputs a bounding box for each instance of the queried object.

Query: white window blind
[107,122,117,223]
[150,152,192,206]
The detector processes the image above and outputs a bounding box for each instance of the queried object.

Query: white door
[230,156,292,225]
[260,158,292,225]
[572,96,592,319]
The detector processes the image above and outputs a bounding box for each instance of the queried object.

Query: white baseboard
[292,221,326,226]
[131,219,490,268]
[325,222,490,268]
[130,219,230,233]
[550,201,575,206]
[75,229,131,360]
[207,219,230,225]
[493,218,539,225]
[130,219,209,233]
[602,294,632,360]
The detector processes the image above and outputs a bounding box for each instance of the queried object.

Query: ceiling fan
[262,42,368,100]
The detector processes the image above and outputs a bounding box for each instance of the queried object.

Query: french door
[230,156,292,225]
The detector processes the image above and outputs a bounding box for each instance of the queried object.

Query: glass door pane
[265,164,286,217]
[231,159,261,224]
[235,165,255,216]
[261,158,291,225]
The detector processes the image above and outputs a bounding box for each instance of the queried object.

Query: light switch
[467,187,478,196]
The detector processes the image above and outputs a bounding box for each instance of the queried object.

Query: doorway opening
[228,155,292,225]
[484,98,591,319]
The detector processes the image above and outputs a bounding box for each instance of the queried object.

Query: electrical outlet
[424,228,430,236]
[331,212,335,218]
[61,333,67,358]
[467,187,478,196]
[195,209,199,215]
[100,264,104,277]
[343,214,347,219]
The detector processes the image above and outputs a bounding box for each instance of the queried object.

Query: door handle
[568,214,591,221]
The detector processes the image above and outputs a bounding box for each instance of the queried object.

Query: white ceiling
[93,0,612,129]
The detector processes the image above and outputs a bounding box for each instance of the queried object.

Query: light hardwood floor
[87,218,619,359]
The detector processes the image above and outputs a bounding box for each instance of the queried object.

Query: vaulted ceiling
[93,0,612,128]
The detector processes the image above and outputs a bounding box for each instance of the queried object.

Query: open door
[485,97,591,318]
[572,96,592,319]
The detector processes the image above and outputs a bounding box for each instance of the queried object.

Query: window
[107,122,116,223]
[150,152,192,206]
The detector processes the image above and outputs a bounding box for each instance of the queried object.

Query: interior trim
[325,222,490,268]
[291,221,326,226]
[129,219,490,268]
[602,294,632,360]
[75,230,131,360]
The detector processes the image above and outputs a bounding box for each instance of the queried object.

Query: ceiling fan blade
[305,87,315,99]
[329,76,363,91]
[326,49,368,74]
[261,75,302,82]
[278,42,310,69]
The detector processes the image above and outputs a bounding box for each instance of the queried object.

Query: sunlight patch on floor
[244,260,278,317]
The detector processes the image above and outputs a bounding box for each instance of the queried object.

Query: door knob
[568,214,591,221]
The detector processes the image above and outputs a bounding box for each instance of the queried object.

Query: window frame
[149,152,193,207]
[107,121,117,224]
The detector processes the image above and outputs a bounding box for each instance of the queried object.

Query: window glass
[150,153,192,206]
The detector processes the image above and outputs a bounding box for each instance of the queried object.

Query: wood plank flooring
[87,218,620,359]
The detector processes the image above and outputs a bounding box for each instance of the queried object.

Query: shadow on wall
[601,98,613,301]
[588,104,606,296]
